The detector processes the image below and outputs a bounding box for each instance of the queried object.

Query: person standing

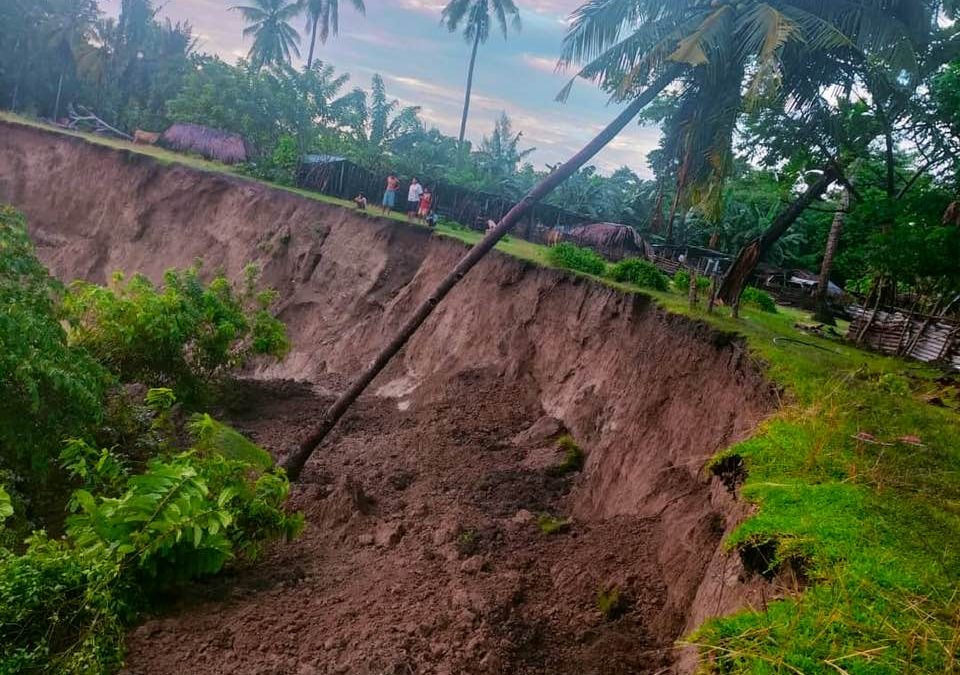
[382,173,400,214]
[418,186,433,223]
[407,178,423,220]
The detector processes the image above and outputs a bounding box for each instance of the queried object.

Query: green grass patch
[537,514,572,535]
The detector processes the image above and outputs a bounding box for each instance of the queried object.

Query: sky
[100,0,662,176]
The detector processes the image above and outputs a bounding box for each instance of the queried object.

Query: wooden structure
[848,306,960,370]
[650,243,731,276]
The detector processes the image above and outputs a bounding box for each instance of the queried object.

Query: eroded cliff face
[1,121,775,672]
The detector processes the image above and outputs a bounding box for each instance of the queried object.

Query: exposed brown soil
[1,121,779,673]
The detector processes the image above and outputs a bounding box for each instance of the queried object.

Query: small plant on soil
[607,258,669,291]
[595,585,628,621]
[537,514,572,535]
[673,269,711,292]
[547,242,608,276]
[550,435,585,476]
[740,286,777,313]
[455,529,480,556]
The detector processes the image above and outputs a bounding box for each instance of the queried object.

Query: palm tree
[303,0,365,70]
[441,0,521,146]
[281,0,934,480]
[44,0,100,120]
[813,186,851,324]
[232,0,302,72]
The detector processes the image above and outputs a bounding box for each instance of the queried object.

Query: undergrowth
[547,242,608,276]
[608,258,669,291]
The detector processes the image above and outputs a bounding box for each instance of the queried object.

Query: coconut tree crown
[558,0,938,222]
[232,0,302,71]
[441,0,521,44]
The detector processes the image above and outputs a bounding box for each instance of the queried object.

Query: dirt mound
[0,122,777,673]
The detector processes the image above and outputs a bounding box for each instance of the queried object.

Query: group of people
[353,174,437,227]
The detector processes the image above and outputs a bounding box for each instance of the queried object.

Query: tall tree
[44,0,100,120]
[303,0,366,70]
[441,0,521,146]
[813,186,850,324]
[232,0,302,72]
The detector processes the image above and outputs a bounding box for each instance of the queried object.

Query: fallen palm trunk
[718,165,840,309]
[283,68,679,480]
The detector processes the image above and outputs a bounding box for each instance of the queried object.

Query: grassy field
[4,113,958,674]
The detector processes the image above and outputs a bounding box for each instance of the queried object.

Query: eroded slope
[0,121,775,673]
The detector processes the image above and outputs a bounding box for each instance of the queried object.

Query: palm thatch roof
[563,223,652,260]
[160,123,248,164]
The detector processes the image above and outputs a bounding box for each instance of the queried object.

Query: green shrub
[547,243,608,276]
[0,206,108,476]
[741,286,778,313]
[0,393,303,672]
[550,435,585,476]
[607,258,669,291]
[64,264,290,402]
[673,269,712,292]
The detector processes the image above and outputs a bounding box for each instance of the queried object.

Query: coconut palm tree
[303,0,365,70]
[232,0,302,71]
[441,0,521,146]
[281,0,935,480]
[44,0,100,120]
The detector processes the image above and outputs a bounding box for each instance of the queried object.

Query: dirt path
[123,374,686,674]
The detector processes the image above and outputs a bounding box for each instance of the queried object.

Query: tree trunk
[813,186,850,324]
[457,30,482,146]
[53,71,65,122]
[718,165,840,307]
[306,16,319,70]
[282,67,681,481]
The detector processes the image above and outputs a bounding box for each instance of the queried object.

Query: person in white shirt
[407,178,423,220]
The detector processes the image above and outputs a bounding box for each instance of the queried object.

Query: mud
[0,121,778,673]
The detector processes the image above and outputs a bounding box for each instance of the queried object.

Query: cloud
[395,0,446,14]
[521,53,563,75]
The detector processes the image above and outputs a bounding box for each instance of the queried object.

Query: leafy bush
[741,286,778,313]
[64,265,289,402]
[607,258,669,291]
[0,206,108,476]
[0,392,303,672]
[550,435,585,476]
[547,243,608,276]
[673,269,712,292]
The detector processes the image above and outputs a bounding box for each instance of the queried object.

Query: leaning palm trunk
[813,186,850,324]
[283,68,679,480]
[718,165,840,309]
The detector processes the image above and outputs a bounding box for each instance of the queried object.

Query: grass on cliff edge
[6,113,959,673]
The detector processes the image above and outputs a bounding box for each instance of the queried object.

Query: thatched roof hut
[563,223,651,261]
[160,123,248,164]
